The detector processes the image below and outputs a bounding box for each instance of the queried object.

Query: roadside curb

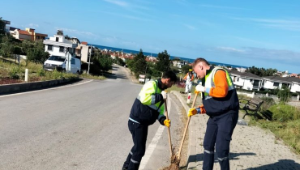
[0,78,81,95]
[172,91,204,169]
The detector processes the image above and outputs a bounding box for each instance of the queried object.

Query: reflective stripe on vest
[204,67,235,100]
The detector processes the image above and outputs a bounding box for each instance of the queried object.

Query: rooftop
[228,69,262,79]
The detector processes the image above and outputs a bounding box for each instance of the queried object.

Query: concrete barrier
[0,78,81,95]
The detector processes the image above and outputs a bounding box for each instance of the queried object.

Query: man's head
[161,71,178,89]
[189,69,192,73]
[192,58,210,79]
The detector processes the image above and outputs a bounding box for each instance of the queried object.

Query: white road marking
[139,98,171,169]
[0,79,93,98]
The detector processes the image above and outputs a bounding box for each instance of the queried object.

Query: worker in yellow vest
[188,58,239,170]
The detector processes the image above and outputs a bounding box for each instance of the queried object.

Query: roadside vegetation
[0,58,105,85]
[0,58,78,84]
[239,94,300,154]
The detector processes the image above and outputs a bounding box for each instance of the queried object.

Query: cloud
[54,27,97,37]
[232,17,300,32]
[217,46,246,53]
[215,46,300,66]
[28,23,39,28]
[199,4,245,10]
[103,0,150,11]
[183,24,196,30]
[103,0,128,7]
[101,11,150,21]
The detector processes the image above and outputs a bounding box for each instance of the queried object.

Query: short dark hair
[162,71,177,82]
[193,58,210,68]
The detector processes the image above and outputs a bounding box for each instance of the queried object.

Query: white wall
[80,45,89,63]
[49,35,72,44]
[231,76,244,87]
[291,83,300,93]
[263,80,276,89]
[45,45,74,57]
[242,79,254,90]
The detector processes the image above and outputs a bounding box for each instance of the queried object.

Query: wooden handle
[164,96,173,157]
[177,92,199,159]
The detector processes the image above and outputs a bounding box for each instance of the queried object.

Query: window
[48,56,65,62]
[59,46,64,52]
[273,82,279,87]
[56,37,59,42]
[48,45,53,51]
[36,36,40,39]
[71,58,75,64]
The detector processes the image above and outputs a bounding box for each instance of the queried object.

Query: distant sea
[90,44,248,69]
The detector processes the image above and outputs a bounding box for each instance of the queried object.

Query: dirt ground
[160,94,190,170]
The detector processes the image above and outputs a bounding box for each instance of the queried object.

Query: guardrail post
[25,69,28,82]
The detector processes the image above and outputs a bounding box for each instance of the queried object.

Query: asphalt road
[0,65,186,170]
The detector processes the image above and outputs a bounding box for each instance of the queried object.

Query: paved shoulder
[187,114,300,170]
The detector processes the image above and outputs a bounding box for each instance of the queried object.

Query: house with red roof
[10,28,48,41]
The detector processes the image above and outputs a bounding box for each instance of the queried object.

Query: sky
[1,0,300,73]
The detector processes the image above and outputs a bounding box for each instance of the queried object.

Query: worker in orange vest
[183,69,194,94]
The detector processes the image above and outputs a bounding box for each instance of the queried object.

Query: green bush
[52,69,63,80]
[277,87,291,103]
[37,68,46,77]
[9,66,21,79]
[269,103,300,122]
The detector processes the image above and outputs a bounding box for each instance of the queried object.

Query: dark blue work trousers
[123,120,148,170]
[203,110,238,170]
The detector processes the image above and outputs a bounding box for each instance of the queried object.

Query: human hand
[195,85,206,92]
[161,91,167,100]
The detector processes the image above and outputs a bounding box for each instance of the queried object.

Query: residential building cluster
[228,68,300,93]
[2,18,299,90]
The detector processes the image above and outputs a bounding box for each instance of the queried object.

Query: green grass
[79,74,106,80]
[246,101,300,154]
[0,58,106,82]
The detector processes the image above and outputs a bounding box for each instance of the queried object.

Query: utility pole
[87,46,91,74]
[144,65,147,83]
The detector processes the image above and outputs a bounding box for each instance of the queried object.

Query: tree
[155,50,171,73]
[0,35,14,58]
[181,64,192,74]
[98,54,113,71]
[24,40,49,64]
[91,52,113,74]
[65,35,71,40]
[131,49,147,78]
[277,86,291,103]
[0,17,6,35]
[246,66,277,77]
[114,56,125,66]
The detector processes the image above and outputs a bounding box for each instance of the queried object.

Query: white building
[43,30,77,57]
[75,42,92,63]
[172,59,188,68]
[228,70,263,91]
[262,76,300,93]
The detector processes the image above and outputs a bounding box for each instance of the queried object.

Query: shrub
[277,87,291,103]
[52,69,63,80]
[9,66,21,79]
[269,103,300,122]
[37,68,46,77]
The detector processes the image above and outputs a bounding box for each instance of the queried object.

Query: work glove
[188,108,198,117]
[188,105,205,117]
[195,85,206,92]
[164,119,171,127]
[161,91,167,100]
